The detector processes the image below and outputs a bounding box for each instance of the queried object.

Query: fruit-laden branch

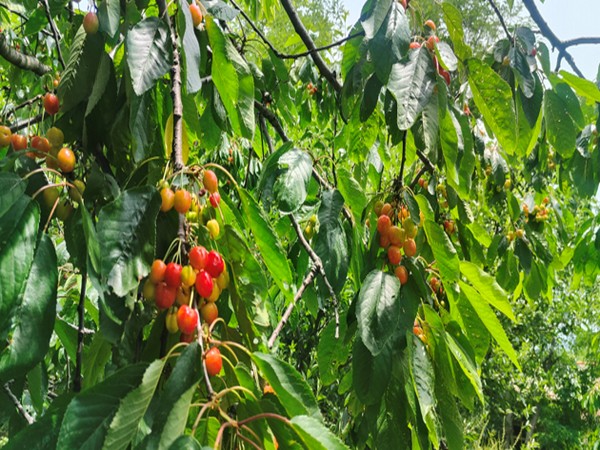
[279,0,343,92]
[267,265,318,348]
[0,34,52,76]
[486,0,512,41]
[2,384,34,425]
[521,0,584,77]
[40,0,66,70]
[288,214,340,338]
[73,270,87,392]
[230,0,363,61]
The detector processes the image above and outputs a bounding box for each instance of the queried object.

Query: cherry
[142,279,155,300]
[57,147,76,173]
[69,179,85,203]
[201,302,218,325]
[166,308,179,333]
[195,270,214,298]
[160,187,175,212]
[189,246,208,271]
[174,189,192,214]
[443,220,455,235]
[377,215,392,234]
[180,265,196,288]
[43,93,60,115]
[374,200,384,216]
[403,238,417,257]
[177,305,199,335]
[395,266,409,285]
[205,347,222,376]
[0,125,12,147]
[409,42,421,50]
[176,286,191,306]
[206,219,220,239]
[388,245,402,265]
[207,281,221,302]
[150,259,167,283]
[83,12,99,34]
[189,3,203,27]
[203,169,218,193]
[164,262,182,288]
[424,20,436,31]
[155,282,177,309]
[438,67,451,86]
[31,136,51,154]
[205,250,224,278]
[209,192,221,208]
[388,226,405,246]
[216,268,229,290]
[381,203,393,217]
[430,277,440,293]
[379,233,391,249]
[46,126,64,147]
[10,134,27,151]
[180,332,195,343]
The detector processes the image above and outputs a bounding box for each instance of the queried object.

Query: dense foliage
[1,0,599,448]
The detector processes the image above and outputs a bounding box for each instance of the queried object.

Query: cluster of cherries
[374,201,420,285]
[408,20,451,85]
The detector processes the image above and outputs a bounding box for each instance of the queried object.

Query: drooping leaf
[442,3,471,60]
[98,0,120,37]
[0,172,26,217]
[97,186,161,297]
[337,167,367,221]
[317,318,349,386]
[459,261,515,320]
[290,415,350,450]
[273,149,313,213]
[252,352,321,420]
[356,270,401,355]
[127,18,172,96]
[352,338,393,405]
[423,221,460,284]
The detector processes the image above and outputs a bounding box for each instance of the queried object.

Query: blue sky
[342,0,600,80]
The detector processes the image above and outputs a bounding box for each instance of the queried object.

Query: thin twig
[3,384,34,424]
[74,269,87,392]
[40,0,66,69]
[289,214,340,338]
[486,0,512,41]
[279,0,342,92]
[9,113,45,132]
[267,266,318,348]
[2,94,43,120]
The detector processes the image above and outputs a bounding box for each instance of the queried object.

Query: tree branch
[3,384,34,425]
[0,34,52,76]
[561,37,600,48]
[279,0,342,92]
[267,266,318,348]
[486,0,512,41]
[289,214,340,338]
[254,100,290,142]
[9,113,45,132]
[2,94,43,121]
[40,0,66,70]
[73,270,86,392]
[521,0,584,78]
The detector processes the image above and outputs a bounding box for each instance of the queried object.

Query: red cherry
[205,250,224,278]
[195,270,214,298]
[43,93,60,115]
[155,282,177,309]
[205,347,222,376]
[377,215,392,234]
[209,192,221,208]
[388,245,402,265]
[150,259,167,283]
[177,305,199,335]
[189,4,203,27]
[180,332,195,343]
[200,302,218,325]
[10,134,28,151]
[189,246,208,271]
[164,262,183,288]
[409,42,421,50]
[203,170,218,193]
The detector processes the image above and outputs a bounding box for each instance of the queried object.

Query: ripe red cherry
[174,189,192,214]
[155,282,177,309]
[201,302,218,325]
[205,250,224,278]
[195,270,214,298]
[209,192,221,208]
[409,42,421,50]
[150,259,167,283]
[376,215,392,234]
[205,347,222,376]
[10,134,28,151]
[189,246,208,271]
[180,332,195,343]
[83,12,99,34]
[31,136,51,154]
[43,93,60,115]
[164,262,183,287]
[203,170,218,193]
[177,305,199,335]
[395,266,409,285]
[189,4,203,27]
[388,245,402,265]
[57,147,76,173]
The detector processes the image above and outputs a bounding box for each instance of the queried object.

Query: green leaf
[56,364,148,449]
[337,167,368,221]
[274,149,313,213]
[168,435,204,450]
[178,0,202,93]
[559,70,600,103]
[409,334,440,448]
[361,0,392,38]
[58,27,104,112]
[317,318,349,386]
[388,47,436,130]
[97,186,161,297]
[126,18,172,96]
[444,332,484,404]
[313,190,349,294]
[435,42,458,71]
[82,332,112,389]
[423,221,460,284]
[104,359,165,450]
[0,198,37,337]
[467,58,516,154]
[0,235,57,381]
[369,2,410,82]
[352,338,392,405]
[290,415,350,450]
[442,3,471,60]
[459,282,520,369]
[238,188,294,298]
[206,17,255,139]
[98,0,120,37]
[543,90,578,158]
[0,172,26,217]
[356,270,401,355]
[252,352,321,420]
[459,261,515,321]
[85,53,115,118]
